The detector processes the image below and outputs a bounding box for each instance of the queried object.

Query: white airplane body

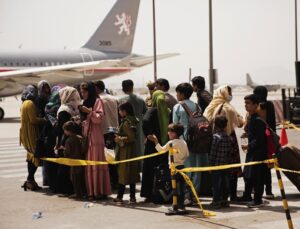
[0,0,177,120]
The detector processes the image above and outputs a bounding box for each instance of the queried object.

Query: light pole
[295,0,298,62]
[294,0,300,92]
[152,0,158,82]
[208,0,217,94]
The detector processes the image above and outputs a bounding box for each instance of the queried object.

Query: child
[113,102,140,204]
[209,115,233,209]
[148,123,189,211]
[63,121,86,199]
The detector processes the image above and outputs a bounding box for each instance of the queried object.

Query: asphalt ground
[0,90,299,229]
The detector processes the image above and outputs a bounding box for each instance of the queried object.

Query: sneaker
[184,198,192,206]
[247,201,264,208]
[236,196,252,203]
[129,198,136,204]
[221,200,230,208]
[178,208,188,215]
[113,198,123,204]
[165,207,188,215]
[209,201,222,209]
[265,193,275,200]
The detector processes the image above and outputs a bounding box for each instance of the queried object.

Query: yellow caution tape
[276,167,300,175]
[283,121,300,131]
[179,159,275,173]
[178,171,216,217]
[41,150,167,166]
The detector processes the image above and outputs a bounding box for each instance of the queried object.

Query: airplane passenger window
[34,63,37,66]
[51,62,55,66]
[28,63,31,66]
[10,63,13,66]
[16,63,19,66]
[40,62,43,66]
[45,62,49,66]
[4,63,7,66]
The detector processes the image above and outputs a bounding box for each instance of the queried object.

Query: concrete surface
[0,90,299,229]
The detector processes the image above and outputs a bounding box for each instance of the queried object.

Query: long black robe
[140,107,168,199]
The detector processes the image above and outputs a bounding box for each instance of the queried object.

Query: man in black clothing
[253,86,276,199]
[242,94,268,208]
[191,76,212,112]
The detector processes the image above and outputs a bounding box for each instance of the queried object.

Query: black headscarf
[81,82,99,120]
[82,82,98,108]
[21,85,38,102]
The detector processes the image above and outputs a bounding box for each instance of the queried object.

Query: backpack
[181,102,213,154]
[258,117,281,159]
[152,164,172,204]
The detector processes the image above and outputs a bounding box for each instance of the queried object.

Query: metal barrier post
[166,143,186,215]
[273,157,294,229]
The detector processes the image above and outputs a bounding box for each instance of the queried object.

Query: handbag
[104,147,116,163]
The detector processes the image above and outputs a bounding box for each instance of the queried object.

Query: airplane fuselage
[0,48,131,87]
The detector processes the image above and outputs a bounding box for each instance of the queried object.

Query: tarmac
[0,89,299,229]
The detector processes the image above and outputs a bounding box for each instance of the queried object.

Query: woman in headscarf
[20,85,45,191]
[55,86,81,195]
[41,85,64,192]
[140,90,170,202]
[35,80,51,186]
[36,80,51,118]
[204,85,244,201]
[79,82,111,199]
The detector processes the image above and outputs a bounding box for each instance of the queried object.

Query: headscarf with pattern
[204,85,243,134]
[57,86,81,117]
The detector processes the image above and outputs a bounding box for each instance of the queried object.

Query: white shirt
[155,139,189,167]
[99,92,119,134]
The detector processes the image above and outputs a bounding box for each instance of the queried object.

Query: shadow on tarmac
[0,117,20,123]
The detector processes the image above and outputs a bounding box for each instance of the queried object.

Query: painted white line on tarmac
[0,147,24,151]
[0,144,22,148]
[0,162,26,168]
[0,168,27,174]
[0,158,25,163]
[0,154,23,159]
[0,149,25,154]
[1,173,30,178]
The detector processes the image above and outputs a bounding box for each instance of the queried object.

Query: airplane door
[80,53,94,77]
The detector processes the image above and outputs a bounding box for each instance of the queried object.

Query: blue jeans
[184,152,209,198]
[211,170,230,202]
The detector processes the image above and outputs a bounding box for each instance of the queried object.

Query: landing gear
[0,107,4,120]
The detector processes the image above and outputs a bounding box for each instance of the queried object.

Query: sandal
[21,181,27,191]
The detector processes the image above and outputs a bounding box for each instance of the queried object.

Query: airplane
[0,0,178,120]
[246,73,280,92]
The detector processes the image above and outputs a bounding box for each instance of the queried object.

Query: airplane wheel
[0,107,4,120]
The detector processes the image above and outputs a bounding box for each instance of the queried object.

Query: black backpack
[181,102,213,154]
[152,164,172,204]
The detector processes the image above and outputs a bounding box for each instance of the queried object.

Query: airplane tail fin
[82,0,140,54]
[246,73,254,86]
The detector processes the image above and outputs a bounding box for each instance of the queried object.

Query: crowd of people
[19,76,276,210]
